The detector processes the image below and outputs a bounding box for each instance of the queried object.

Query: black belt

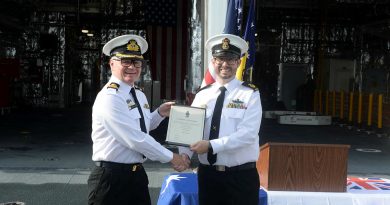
[199,162,256,172]
[94,161,143,172]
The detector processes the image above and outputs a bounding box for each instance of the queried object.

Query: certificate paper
[166,105,206,146]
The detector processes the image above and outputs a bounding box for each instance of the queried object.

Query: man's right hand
[170,153,189,172]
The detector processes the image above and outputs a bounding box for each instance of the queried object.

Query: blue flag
[243,0,256,81]
[223,0,243,35]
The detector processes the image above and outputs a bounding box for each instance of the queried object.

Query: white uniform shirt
[91,76,173,164]
[180,78,262,167]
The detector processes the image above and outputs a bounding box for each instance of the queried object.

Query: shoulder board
[107,82,120,91]
[135,86,143,92]
[242,82,258,91]
[196,84,212,94]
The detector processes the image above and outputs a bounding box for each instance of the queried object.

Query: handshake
[170,153,191,172]
[169,140,212,172]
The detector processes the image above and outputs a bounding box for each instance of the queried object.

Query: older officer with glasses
[87,34,189,205]
[180,34,262,205]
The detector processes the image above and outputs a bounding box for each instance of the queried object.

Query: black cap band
[211,44,241,58]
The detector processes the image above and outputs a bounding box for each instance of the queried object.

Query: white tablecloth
[267,190,390,205]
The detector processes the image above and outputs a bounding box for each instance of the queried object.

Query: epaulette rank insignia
[135,86,143,92]
[144,104,150,109]
[107,82,120,91]
[242,82,258,91]
[196,84,212,94]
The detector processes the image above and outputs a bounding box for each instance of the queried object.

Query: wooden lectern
[256,142,350,192]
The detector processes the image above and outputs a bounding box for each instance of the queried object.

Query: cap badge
[222,38,230,50]
[127,39,140,52]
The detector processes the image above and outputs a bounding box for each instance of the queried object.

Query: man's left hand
[190,140,210,154]
[158,101,175,117]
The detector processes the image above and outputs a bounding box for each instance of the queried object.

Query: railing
[313,90,388,132]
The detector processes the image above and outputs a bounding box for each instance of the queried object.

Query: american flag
[347,177,390,190]
[145,0,189,101]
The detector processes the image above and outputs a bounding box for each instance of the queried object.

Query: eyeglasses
[213,57,238,66]
[112,58,143,68]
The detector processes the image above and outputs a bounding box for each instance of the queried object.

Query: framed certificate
[166,105,206,146]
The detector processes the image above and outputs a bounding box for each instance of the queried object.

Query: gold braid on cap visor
[113,53,144,59]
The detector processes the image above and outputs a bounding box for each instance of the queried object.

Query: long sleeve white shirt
[91,76,173,164]
[180,78,262,167]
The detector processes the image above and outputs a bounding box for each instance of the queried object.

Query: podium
[257,142,350,192]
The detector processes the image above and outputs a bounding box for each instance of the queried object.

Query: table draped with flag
[157,173,268,205]
[157,173,390,205]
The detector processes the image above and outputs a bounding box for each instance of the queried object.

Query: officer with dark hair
[180,34,263,205]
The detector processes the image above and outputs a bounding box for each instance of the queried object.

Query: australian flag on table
[347,177,390,191]
[157,173,267,205]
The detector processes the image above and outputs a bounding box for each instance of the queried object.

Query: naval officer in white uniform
[181,34,263,205]
[87,34,188,205]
